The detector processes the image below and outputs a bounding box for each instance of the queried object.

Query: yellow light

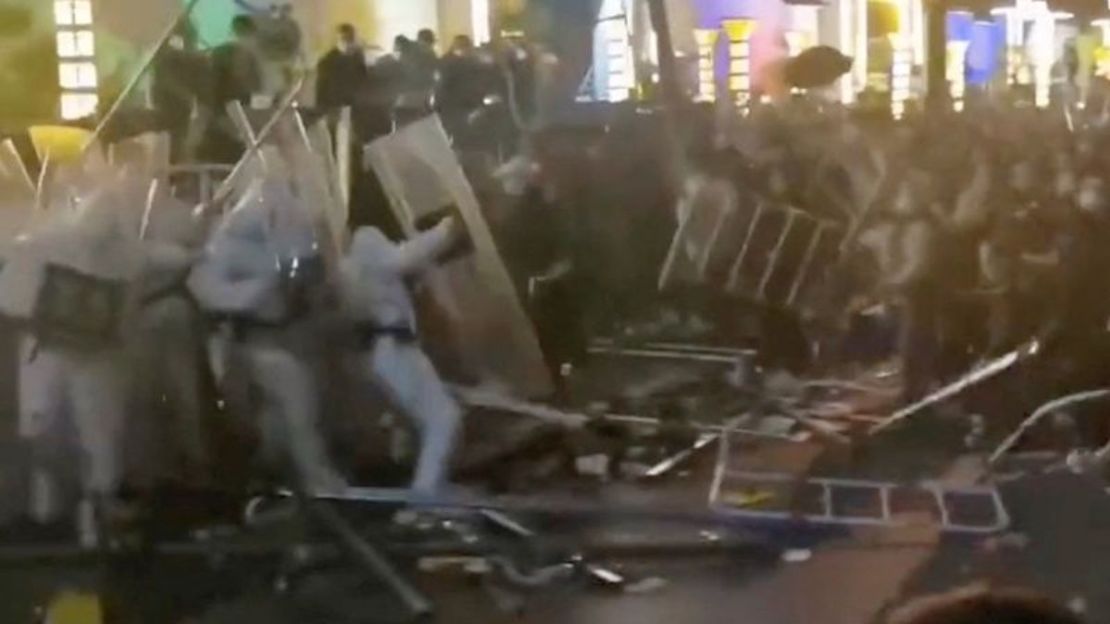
[721,19,756,41]
[722,19,755,111]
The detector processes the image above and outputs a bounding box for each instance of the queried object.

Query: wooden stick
[205,77,307,213]
[870,341,1040,435]
[335,106,352,210]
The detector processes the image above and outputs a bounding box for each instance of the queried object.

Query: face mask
[337,40,352,54]
[168,36,185,51]
[1079,191,1104,213]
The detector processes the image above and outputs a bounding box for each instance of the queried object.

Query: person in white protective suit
[188,177,348,493]
[126,185,212,486]
[339,216,468,497]
[0,174,146,546]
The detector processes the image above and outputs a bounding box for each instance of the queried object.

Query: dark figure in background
[211,15,263,107]
[417,29,438,58]
[203,15,263,163]
[413,28,440,91]
[316,24,368,112]
[862,170,941,402]
[508,152,592,401]
[152,27,207,163]
[1047,176,1110,365]
[265,3,302,61]
[1064,40,1080,88]
[502,40,538,124]
[394,36,434,123]
[757,163,818,372]
[436,35,485,137]
[981,159,1054,354]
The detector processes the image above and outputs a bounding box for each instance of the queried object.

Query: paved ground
[0,341,1105,623]
[1,437,1106,624]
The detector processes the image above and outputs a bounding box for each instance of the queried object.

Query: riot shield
[365,116,552,398]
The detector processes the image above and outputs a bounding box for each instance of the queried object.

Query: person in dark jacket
[152,26,208,163]
[436,36,486,136]
[210,15,262,108]
[315,23,368,112]
[203,15,263,163]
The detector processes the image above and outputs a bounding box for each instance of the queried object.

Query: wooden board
[365,116,552,398]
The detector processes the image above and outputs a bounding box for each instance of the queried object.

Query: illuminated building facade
[54,0,98,120]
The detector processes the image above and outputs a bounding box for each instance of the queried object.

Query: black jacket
[316,48,369,110]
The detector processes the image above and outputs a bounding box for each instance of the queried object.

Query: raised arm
[393,217,459,277]
[188,237,278,315]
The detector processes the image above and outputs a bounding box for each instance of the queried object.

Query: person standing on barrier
[203,15,263,164]
[152,25,207,164]
[316,24,368,114]
[339,213,468,498]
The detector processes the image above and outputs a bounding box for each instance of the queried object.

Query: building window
[54,1,93,27]
[59,62,98,89]
[56,30,95,59]
[54,0,98,120]
[61,93,98,121]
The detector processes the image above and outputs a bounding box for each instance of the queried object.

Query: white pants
[355,336,462,495]
[127,297,209,483]
[243,343,347,493]
[19,335,130,517]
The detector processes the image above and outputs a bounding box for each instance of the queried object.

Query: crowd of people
[8,9,1110,619]
[640,98,1110,436]
[149,13,555,168]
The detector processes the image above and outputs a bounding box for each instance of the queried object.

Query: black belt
[354,324,417,348]
[140,283,195,308]
[220,316,300,342]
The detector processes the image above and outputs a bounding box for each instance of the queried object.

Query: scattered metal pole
[0,139,34,195]
[870,341,1040,435]
[204,77,307,213]
[988,389,1110,466]
[297,494,434,618]
[335,106,353,210]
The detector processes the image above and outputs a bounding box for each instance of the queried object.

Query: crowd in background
[149,12,557,168]
[143,10,1110,438]
[651,100,1110,437]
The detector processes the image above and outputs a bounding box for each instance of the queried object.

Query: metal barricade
[164,164,234,206]
[716,203,843,312]
[708,419,1011,535]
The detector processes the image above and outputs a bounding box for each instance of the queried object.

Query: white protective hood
[188,176,325,322]
[0,169,146,321]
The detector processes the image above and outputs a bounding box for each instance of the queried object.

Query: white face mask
[1079,190,1104,214]
[168,35,185,51]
